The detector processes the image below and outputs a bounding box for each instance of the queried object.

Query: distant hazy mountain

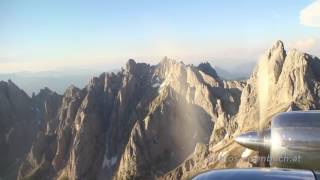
[214,61,256,80]
[0,69,118,95]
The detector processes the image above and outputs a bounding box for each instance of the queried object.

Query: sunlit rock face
[0,57,243,180]
[1,40,320,180]
[115,59,244,179]
[236,41,320,133]
[160,41,320,179]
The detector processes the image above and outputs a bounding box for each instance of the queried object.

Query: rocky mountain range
[0,65,250,96]
[0,40,320,180]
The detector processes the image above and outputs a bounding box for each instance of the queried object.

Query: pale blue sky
[0,0,319,72]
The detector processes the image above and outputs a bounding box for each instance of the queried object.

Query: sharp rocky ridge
[0,41,319,180]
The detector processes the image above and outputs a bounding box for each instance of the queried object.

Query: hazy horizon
[1,0,319,74]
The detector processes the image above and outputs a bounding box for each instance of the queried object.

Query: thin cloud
[0,59,121,74]
[288,37,320,56]
[300,0,320,27]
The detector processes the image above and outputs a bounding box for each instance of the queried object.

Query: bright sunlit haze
[0,0,319,73]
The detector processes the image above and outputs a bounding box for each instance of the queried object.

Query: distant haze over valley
[0,71,94,95]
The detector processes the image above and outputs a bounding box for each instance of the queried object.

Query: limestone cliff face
[1,40,320,180]
[236,41,320,132]
[9,58,244,180]
[114,58,244,179]
[229,41,320,172]
[17,60,159,180]
[0,81,38,179]
[160,41,320,179]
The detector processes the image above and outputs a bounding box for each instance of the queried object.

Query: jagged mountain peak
[38,87,58,96]
[0,79,22,91]
[64,85,82,97]
[236,41,320,132]
[125,58,137,73]
[270,40,285,52]
[256,41,320,86]
[122,59,152,79]
[197,62,219,79]
[159,56,179,65]
[255,40,287,84]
